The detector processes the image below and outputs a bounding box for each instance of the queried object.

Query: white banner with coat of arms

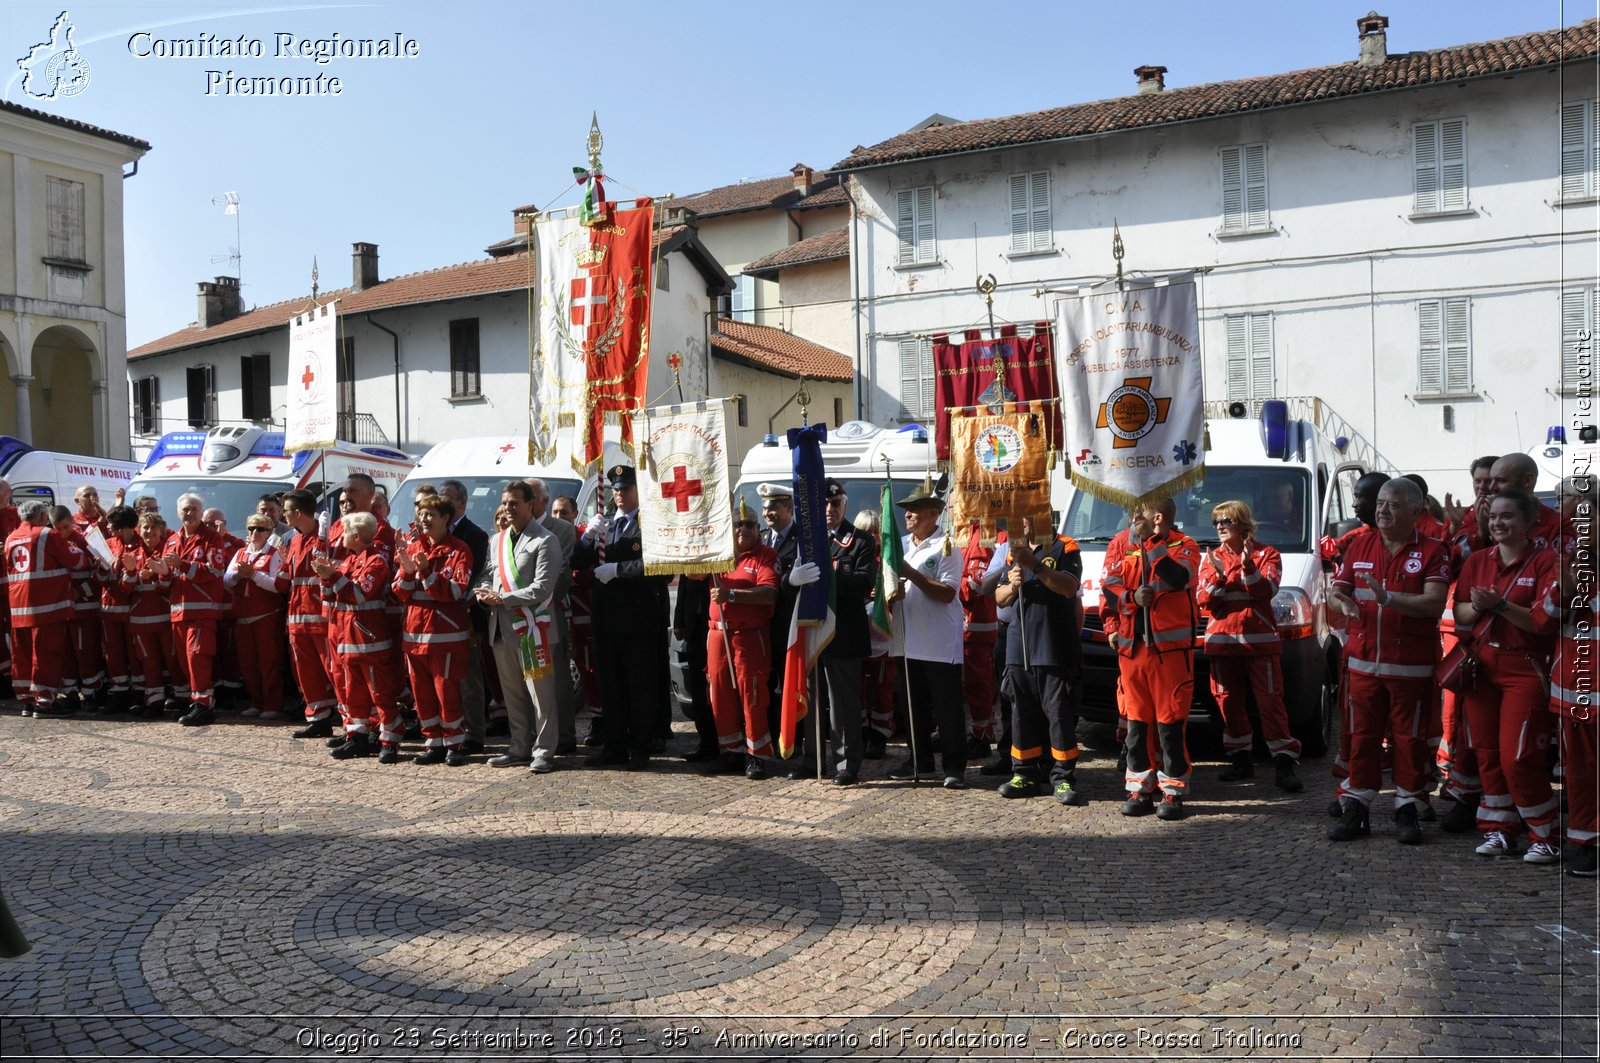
[631,400,737,576]
[530,212,588,465]
[1053,280,1205,509]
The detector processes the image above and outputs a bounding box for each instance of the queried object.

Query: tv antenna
[210,191,242,283]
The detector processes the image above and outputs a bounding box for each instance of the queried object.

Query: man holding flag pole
[777,425,835,768]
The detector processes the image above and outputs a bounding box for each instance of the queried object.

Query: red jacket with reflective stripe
[226,545,286,624]
[283,532,329,629]
[1541,580,1596,718]
[1455,544,1559,662]
[5,524,84,627]
[1103,529,1200,656]
[392,535,473,651]
[1196,541,1282,656]
[321,548,393,655]
[959,532,999,645]
[709,545,778,631]
[120,543,172,626]
[1333,528,1450,673]
[100,536,136,617]
[162,526,229,623]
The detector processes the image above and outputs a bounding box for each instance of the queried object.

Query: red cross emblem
[256,462,273,472]
[498,443,516,454]
[570,275,610,343]
[659,465,703,513]
[165,461,181,471]
[300,365,315,390]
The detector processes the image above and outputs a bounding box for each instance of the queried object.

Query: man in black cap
[571,464,671,770]
[787,478,879,785]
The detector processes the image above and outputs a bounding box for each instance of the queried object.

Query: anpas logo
[17,11,91,100]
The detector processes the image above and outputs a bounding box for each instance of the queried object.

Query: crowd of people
[4,449,1594,877]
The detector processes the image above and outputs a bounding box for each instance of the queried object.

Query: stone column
[13,375,33,445]
[91,378,107,455]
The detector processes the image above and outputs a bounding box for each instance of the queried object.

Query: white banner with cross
[631,400,737,576]
[530,211,589,466]
[285,299,338,453]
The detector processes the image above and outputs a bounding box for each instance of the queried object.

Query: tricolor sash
[495,529,553,680]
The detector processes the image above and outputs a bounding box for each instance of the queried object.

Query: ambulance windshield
[1062,468,1312,553]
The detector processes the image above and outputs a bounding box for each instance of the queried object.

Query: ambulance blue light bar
[1259,400,1290,461]
[142,432,209,468]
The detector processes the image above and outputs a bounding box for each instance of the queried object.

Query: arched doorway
[0,334,18,440]
[30,325,99,454]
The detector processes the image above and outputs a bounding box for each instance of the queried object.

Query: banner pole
[812,668,823,782]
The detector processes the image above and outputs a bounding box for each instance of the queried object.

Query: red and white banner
[932,324,1060,460]
[285,300,338,453]
[632,400,736,576]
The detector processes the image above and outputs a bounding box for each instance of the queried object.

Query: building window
[132,376,159,435]
[735,394,748,428]
[730,276,756,323]
[240,353,273,422]
[45,176,86,263]
[1220,143,1268,233]
[1563,287,1596,393]
[1413,117,1467,214]
[1008,171,1052,252]
[185,364,216,428]
[449,318,480,397]
[1418,297,1472,396]
[896,337,934,420]
[1224,313,1273,400]
[1562,99,1598,201]
[895,186,936,266]
[655,256,670,292]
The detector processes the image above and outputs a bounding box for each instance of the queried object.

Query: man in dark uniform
[571,464,671,770]
[995,515,1088,806]
[787,479,879,785]
[760,482,801,748]
[672,572,717,761]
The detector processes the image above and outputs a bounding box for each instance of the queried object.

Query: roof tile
[743,228,850,277]
[675,170,841,218]
[710,319,852,382]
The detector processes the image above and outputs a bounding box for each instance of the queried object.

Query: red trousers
[1341,670,1431,809]
[335,652,402,742]
[65,611,104,691]
[1118,644,1193,725]
[234,615,284,714]
[1210,652,1301,760]
[708,626,772,757]
[131,623,179,706]
[406,646,465,747]
[963,638,998,741]
[862,654,897,738]
[173,621,217,708]
[102,618,136,693]
[14,623,68,704]
[1562,715,1597,847]
[1466,647,1558,841]
[288,627,337,722]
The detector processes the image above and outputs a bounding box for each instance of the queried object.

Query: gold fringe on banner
[645,560,734,577]
[1066,462,1208,512]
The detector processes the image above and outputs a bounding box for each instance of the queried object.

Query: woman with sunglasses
[1196,501,1302,792]
[222,515,288,720]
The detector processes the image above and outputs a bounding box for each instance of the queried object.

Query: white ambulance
[1526,425,1598,502]
[126,426,415,528]
[0,436,142,509]
[733,420,948,519]
[390,436,590,531]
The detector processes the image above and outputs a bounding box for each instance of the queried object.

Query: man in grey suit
[523,478,580,752]
[473,480,561,773]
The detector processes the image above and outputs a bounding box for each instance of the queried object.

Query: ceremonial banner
[778,422,835,759]
[869,478,901,643]
[946,405,1052,546]
[932,324,1060,460]
[1054,281,1204,509]
[285,300,338,453]
[633,400,736,576]
[532,201,657,472]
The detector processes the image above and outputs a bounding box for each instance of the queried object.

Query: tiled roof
[793,184,850,211]
[130,255,541,359]
[675,170,842,218]
[835,19,1598,170]
[743,228,850,277]
[0,99,150,152]
[710,319,853,382]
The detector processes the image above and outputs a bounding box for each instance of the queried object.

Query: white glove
[787,561,821,587]
[595,562,619,584]
[317,510,331,539]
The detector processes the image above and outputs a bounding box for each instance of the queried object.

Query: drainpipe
[364,313,401,448]
[848,180,865,421]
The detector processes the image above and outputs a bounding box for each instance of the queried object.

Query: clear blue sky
[1,0,1586,347]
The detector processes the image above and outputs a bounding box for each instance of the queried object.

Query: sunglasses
[1213,518,1234,527]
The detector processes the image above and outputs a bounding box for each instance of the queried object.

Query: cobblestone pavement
[0,706,1596,1061]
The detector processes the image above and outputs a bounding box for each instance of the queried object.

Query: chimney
[352,241,379,292]
[196,275,243,329]
[1357,11,1388,67]
[1134,65,1167,94]
[791,163,814,195]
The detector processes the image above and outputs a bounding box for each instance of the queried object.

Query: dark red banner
[932,323,1060,460]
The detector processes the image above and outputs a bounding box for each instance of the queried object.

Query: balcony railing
[129,412,390,447]
[337,412,390,445]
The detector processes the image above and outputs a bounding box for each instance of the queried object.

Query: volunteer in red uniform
[324,474,397,737]
[1104,496,1201,821]
[1098,514,1139,768]
[203,508,246,706]
[1321,471,1390,806]
[223,515,287,721]
[1454,489,1562,862]
[156,493,229,726]
[1453,454,1571,558]
[1438,455,1499,832]
[279,492,339,740]
[60,493,106,707]
[315,512,400,762]
[0,479,20,692]
[1327,478,1451,844]
[1196,500,1303,793]
[125,513,179,716]
[1543,551,1599,877]
[98,506,141,714]
[959,526,1000,755]
[394,493,474,765]
[6,500,85,715]
[704,503,779,778]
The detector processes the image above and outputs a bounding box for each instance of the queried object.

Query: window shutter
[1220,146,1244,231]
[1029,171,1050,251]
[1439,118,1467,211]
[898,338,922,418]
[1009,174,1030,252]
[1443,297,1471,392]
[914,186,935,264]
[918,338,934,418]
[186,366,204,427]
[1225,315,1248,397]
[252,356,272,420]
[240,356,256,421]
[1562,288,1593,390]
[1243,144,1268,230]
[896,189,916,266]
[1249,313,1273,398]
[1561,100,1594,200]
[1418,300,1443,394]
[1413,122,1439,214]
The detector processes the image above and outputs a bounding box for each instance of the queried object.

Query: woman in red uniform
[1454,489,1561,862]
[1541,539,1598,876]
[394,493,474,765]
[125,513,180,716]
[223,515,288,720]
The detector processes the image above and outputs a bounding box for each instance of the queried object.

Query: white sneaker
[1523,841,1560,865]
[1475,830,1515,857]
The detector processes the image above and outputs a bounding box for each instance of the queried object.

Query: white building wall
[850,65,1598,497]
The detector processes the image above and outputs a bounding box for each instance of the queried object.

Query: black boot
[1327,800,1370,841]
[1218,750,1254,782]
[1273,755,1303,793]
[292,718,335,739]
[1394,803,1423,845]
[1439,794,1480,834]
[330,732,375,759]
[178,702,214,727]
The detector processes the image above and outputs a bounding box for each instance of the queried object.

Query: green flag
[870,480,902,640]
